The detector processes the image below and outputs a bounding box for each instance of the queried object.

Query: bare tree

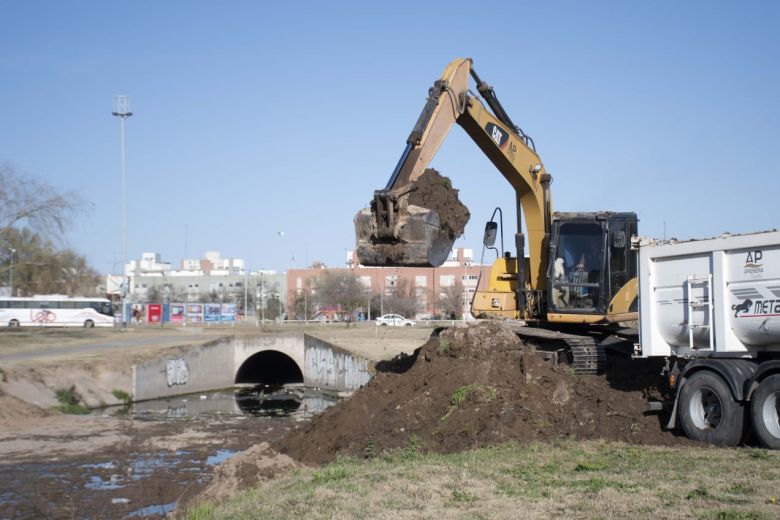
[317,270,365,315]
[0,163,91,240]
[383,278,419,318]
[436,282,464,319]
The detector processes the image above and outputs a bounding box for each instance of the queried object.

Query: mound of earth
[277,322,687,465]
[194,442,300,506]
[408,168,470,240]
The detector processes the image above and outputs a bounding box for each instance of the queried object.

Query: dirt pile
[195,442,300,506]
[408,168,470,240]
[277,322,686,465]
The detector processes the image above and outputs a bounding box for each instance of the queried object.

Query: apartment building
[287,248,489,320]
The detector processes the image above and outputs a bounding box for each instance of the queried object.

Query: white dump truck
[635,229,780,448]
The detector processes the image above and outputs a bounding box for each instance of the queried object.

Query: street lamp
[113,95,132,329]
[9,248,15,297]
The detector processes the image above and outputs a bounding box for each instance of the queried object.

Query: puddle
[206,449,237,466]
[128,502,176,517]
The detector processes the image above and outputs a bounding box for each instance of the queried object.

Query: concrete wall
[133,337,234,401]
[304,335,372,391]
[132,333,373,401]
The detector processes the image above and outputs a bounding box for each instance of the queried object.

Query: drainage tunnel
[235,350,304,386]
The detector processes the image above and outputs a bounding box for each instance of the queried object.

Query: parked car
[375,314,415,327]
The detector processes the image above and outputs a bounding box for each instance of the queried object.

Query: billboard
[170,303,185,323]
[221,303,237,322]
[186,304,203,323]
[204,303,221,322]
[147,304,162,323]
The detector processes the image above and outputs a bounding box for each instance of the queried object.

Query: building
[109,252,286,312]
[287,248,489,320]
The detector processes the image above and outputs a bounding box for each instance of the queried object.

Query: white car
[375,314,415,327]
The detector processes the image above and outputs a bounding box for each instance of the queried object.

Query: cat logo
[485,123,509,149]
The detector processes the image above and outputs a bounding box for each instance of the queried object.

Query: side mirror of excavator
[483,221,498,247]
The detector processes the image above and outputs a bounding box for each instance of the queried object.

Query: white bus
[0,295,115,328]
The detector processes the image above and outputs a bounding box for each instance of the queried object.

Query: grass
[184,440,780,519]
[111,388,133,405]
[54,385,90,414]
[439,384,497,425]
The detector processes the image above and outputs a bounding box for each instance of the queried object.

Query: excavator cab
[547,212,638,321]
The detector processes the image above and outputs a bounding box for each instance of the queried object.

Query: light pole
[243,266,248,322]
[462,256,470,322]
[113,95,132,330]
[9,248,15,297]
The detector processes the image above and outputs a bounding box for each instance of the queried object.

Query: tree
[2,227,100,296]
[0,163,90,240]
[436,282,465,319]
[0,164,96,296]
[143,285,162,304]
[317,270,366,315]
[293,278,316,320]
[258,292,284,321]
[382,278,419,318]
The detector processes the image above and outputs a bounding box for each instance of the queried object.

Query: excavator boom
[354,58,552,300]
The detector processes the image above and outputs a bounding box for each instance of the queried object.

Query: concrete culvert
[235,350,304,386]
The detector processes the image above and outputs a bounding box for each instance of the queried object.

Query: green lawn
[186,440,780,519]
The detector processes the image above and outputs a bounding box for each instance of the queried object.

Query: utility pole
[244,266,248,322]
[112,95,132,330]
[9,248,15,297]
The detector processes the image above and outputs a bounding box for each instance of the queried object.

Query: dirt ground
[276,322,691,465]
[0,410,297,519]
[0,322,695,516]
[0,324,431,518]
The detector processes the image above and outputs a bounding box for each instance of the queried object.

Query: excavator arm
[354,58,553,306]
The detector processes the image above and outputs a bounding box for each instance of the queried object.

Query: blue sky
[1,1,778,273]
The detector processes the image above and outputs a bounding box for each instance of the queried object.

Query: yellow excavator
[354,58,639,373]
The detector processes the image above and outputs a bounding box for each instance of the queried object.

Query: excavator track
[504,323,609,374]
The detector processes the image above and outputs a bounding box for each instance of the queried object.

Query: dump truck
[636,230,780,448]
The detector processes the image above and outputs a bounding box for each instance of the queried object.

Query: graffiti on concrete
[305,345,371,390]
[166,358,189,387]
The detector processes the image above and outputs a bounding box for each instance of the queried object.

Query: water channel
[0,386,340,519]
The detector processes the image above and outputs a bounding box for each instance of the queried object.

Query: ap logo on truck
[744,250,764,275]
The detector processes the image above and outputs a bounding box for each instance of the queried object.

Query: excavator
[354,58,639,373]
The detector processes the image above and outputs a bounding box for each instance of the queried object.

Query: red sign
[147,304,162,323]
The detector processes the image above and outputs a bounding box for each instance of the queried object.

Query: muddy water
[0,387,339,519]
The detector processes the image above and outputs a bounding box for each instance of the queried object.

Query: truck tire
[750,374,780,449]
[679,371,744,446]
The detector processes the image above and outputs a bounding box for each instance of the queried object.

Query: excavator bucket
[354,190,455,267]
[354,170,470,268]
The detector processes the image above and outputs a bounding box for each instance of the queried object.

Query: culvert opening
[235,350,304,386]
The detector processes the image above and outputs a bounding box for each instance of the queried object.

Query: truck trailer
[636,229,780,448]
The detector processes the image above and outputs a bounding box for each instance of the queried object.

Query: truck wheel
[751,374,780,449]
[679,371,744,446]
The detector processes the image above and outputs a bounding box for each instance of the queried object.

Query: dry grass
[0,321,434,357]
[186,440,780,519]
